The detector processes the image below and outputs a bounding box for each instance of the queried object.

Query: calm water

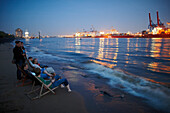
[21,37,170,111]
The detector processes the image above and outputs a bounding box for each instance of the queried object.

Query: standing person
[21,42,26,55]
[13,41,25,80]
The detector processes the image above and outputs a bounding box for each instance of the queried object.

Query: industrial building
[15,28,23,38]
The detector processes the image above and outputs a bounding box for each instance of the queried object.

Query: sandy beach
[0,42,87,113]
[0,40,164,113]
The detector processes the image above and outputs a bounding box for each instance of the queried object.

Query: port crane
[148,12,156,30]
[148,11,165,30]
[90,25,97,33]
[156,11,164,27]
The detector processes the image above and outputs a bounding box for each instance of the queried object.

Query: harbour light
[100,31,105,35]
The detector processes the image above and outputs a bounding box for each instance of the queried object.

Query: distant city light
[152,27,162,35]
[100,31,105,35]
[25,30,29,38]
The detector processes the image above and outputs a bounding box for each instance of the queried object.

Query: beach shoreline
[0,42,88,113]
[0,40,164,113]
[0,37,15,44]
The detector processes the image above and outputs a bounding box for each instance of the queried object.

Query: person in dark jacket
[21,42,26,54]
[13,41,25,80]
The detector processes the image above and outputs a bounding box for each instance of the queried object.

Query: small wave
[26,46,75,63]
[81,60,94,64]
[67,52,85,56]
[84,63,170,112]
[30,47,42,52]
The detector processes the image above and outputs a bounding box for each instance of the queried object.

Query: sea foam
[84,62,170,112]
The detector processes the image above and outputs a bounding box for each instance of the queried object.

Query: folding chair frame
[24,56,58,100]
[16,64,32,87]
[26,74,58,100]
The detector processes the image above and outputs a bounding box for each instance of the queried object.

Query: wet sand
[0,41,163,113]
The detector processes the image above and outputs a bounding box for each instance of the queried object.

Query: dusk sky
[0,0,169,36]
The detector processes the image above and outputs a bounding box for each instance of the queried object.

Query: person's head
[33,58,38,64]
[34,68,41,76]
[44,65,48,69]
[21,42,24,47]
[51,73,56,76]
[28,57,33,61]
[15,41,21,47]
[22,63,28,70]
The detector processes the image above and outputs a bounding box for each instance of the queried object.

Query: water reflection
[98,38,105,59]
[113,38,118,63]
[135,38,139,51]
[150,38,162,58]
[75,38,81,53]
[148,38,170,74]
[72,38,170,83]
[92,38,118,68]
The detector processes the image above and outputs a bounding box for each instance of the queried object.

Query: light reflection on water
[148,38,170,75]
[24,37,170,112]
[25,37,170,84]
[71,38,170,85]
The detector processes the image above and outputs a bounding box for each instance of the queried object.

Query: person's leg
[66,84,71,92]
[52,78,71,92]
[40,73,50,79]
[54,74,61,80]
[26,71,34,80]
[16,60,23,80]
[16,66,21,80]
[52,78,68,87]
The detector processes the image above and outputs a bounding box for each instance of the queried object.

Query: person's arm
[13,48,21,60]
[46,82,52,88]
[44,70,53,77]
[28,60,34,67]
[46,78,55,88]
[22,53,26,57]
[38,75,53,88]
[25,58,35,69]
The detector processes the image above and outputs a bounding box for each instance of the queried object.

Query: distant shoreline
[1,36,170,44]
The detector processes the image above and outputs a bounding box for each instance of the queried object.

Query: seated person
[22,63,57,85]
[36,68,71,92]
[22,63,34,80]
[33,58,40,66]
[27,57,55,78]
[27,57,34,71]
[28,57,41,69]
[38,67,61,80]
[44,66,56,76]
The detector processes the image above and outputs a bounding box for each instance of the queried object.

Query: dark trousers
[52,78,69,88]
[16,60,23,80]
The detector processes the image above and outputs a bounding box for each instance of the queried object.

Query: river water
[21,37,170,112]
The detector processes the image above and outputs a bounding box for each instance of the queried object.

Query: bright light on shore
[100,31,105,34]
[75,32,81,37]
[25,31,29,38]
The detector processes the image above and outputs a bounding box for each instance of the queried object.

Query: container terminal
[59,11,170,38]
